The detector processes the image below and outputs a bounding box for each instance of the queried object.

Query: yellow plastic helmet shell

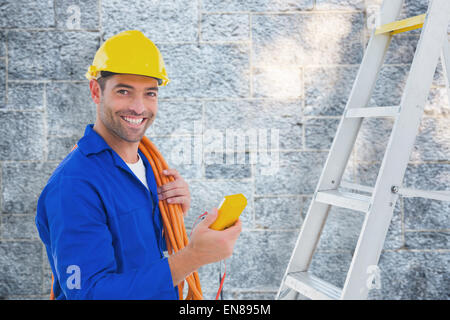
[85,30,170,86]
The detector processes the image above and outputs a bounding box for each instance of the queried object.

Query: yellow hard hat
[85,30,170,86]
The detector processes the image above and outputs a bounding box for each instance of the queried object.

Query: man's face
[97,74,159,143]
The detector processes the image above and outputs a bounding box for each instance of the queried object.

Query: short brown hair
[97,71,162,92]
[97,71,117,92]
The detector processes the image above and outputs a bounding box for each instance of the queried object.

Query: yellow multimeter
[210,194,247,231]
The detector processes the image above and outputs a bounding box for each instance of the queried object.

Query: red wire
[215,260,226,300]
[190,211,227,300]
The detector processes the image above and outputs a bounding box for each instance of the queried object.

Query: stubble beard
[98,99,155,143]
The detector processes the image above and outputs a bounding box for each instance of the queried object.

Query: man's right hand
[167,207,242,286]
[188,208,242,265]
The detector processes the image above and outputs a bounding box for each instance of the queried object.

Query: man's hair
[97,71,163,92]
[97,71,117,92]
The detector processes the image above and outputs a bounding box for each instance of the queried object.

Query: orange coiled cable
[49,137,203,300]
[139,136,203,300]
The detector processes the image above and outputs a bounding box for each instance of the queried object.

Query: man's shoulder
[47,147,106,187]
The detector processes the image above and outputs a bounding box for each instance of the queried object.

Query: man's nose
[129,95,146,115]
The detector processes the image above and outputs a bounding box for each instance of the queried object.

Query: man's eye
[147,92,157,97]
[117,90,128,95]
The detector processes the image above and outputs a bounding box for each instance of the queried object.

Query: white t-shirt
[126,153,149,190]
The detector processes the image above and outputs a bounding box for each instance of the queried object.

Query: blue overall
[35,124,178,300]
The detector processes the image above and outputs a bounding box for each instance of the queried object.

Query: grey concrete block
[224,230,298,290]
[195,262,217,299]
[400,0,429,20]
[0,214,39,239]
[202,0,314,12]
[146,100,203,137]
[410,117,450,162]
[304,117,340,150]
[0,241,43,297]
[205,152,252,180]
[309,251,353,288]
[403,163,450,190]
[405,231,449,250]
[254,196,303,229]
[6,82,45,110]
[254,151,327,195]
[46,82,96,136]
[370,65,409,107]
[204,100,303,150]
[252,13,364,67]
[425,87,450,116]
[404,198,450,231]
[315,207,365,251]
[0,59,5,108]
[315,0,365,10]
[368,251,450,300]
[0,111,45,161]
[0,0,55,28]
[201,14,249,42]
[384,200,404,250]
[384,34,419,65]
[148,136,203,180]
[7,31,100,80]
[252,67,303,99]
[102,0,198,42]
[304,66,359,116]
[355,118,394,162]
[55,0,99,30]
[355,162,381,186]
[403,163,450,230]
[432,60,447,87]
[157,43,250,99]
[186,180,253,229]
[47,135,80,161]
[43,257,52,295]
[0,31,5,58]
[1,162,58,214]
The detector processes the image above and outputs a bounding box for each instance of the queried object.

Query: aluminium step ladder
[277,0,450,300]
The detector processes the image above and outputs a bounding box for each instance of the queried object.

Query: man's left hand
[157,168,191,216]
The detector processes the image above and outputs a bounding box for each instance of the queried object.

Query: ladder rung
[315,190,371,212]
[345,106,400,118]
[397,187,450,202]
[375,13,426,35]
[285,272,342,300]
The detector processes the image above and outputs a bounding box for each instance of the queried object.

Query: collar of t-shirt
[126,153,149,190]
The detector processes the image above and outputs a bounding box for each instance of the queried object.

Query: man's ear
[89,79,101,104]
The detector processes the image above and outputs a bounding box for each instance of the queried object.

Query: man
[35,30,242,299]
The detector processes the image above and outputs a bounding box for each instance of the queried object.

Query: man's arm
[40,176,176,299]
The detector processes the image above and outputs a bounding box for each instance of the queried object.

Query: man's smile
[120,115,147,128]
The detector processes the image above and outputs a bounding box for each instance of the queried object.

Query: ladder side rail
[441,37,450,102]
[276,0,405,300]
[341,0,450,299]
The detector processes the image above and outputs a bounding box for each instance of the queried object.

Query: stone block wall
[0,0,448,299]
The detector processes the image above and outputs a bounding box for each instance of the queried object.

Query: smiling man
[35,30,242,300]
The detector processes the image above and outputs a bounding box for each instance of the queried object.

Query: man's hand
[157,168,191,216]
[167,208,242,286]
[188,208,242,264]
